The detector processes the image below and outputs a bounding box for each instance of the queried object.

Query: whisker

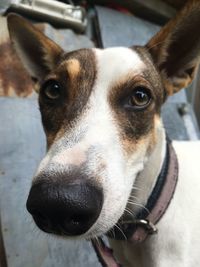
[111,227,116,239]
[114,224,127,240]
[95,236,101,247]
[129,195,139,200]
[131,185,142,191]
[127,201,150,214]
[124,207,134,217]
[131,186,145,192]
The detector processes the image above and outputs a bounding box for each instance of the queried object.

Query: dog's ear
[7,14,63,82]
[146,1,200,95]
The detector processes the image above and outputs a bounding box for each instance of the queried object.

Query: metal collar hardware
[133,219,158,235]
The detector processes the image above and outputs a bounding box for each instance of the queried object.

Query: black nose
[26,181,103,236]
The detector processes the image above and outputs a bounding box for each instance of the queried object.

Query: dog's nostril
[69,218,80,227]
[71,214,87,224]
[60,214,92,236]
[62,214,87,230]
[71,215,88,229]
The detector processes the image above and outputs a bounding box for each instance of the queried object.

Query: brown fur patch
[39,49,97,147]
[64,59,80,79]
[108,47,164,150]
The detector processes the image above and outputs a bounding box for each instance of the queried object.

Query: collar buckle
[134,219,158,235]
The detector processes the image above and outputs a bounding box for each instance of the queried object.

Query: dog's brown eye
[42,80,61,101]
[128,87,151,109]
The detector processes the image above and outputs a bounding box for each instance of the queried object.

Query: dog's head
[7,1,200,239]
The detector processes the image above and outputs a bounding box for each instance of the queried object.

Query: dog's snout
[26,181,103,236]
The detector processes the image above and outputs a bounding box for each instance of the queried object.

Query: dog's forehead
[58,47,148,88]
[58,46,161,97]
[93,47,146,80]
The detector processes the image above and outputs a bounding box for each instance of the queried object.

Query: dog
[7,1,200,266]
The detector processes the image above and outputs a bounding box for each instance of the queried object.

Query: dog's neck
[128,122,166,215]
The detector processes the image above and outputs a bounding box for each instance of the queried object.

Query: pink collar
[92,141,178,266]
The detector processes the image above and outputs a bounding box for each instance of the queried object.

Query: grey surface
[95,6,160,48]
[0,98,100,267]
[95,0,176,25]
[162,102,188,140]
[44,24,94,52]
[0,0,11,14]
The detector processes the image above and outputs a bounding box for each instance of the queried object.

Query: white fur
[93,47,145,83]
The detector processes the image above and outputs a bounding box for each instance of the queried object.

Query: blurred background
[0,1,199,267]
